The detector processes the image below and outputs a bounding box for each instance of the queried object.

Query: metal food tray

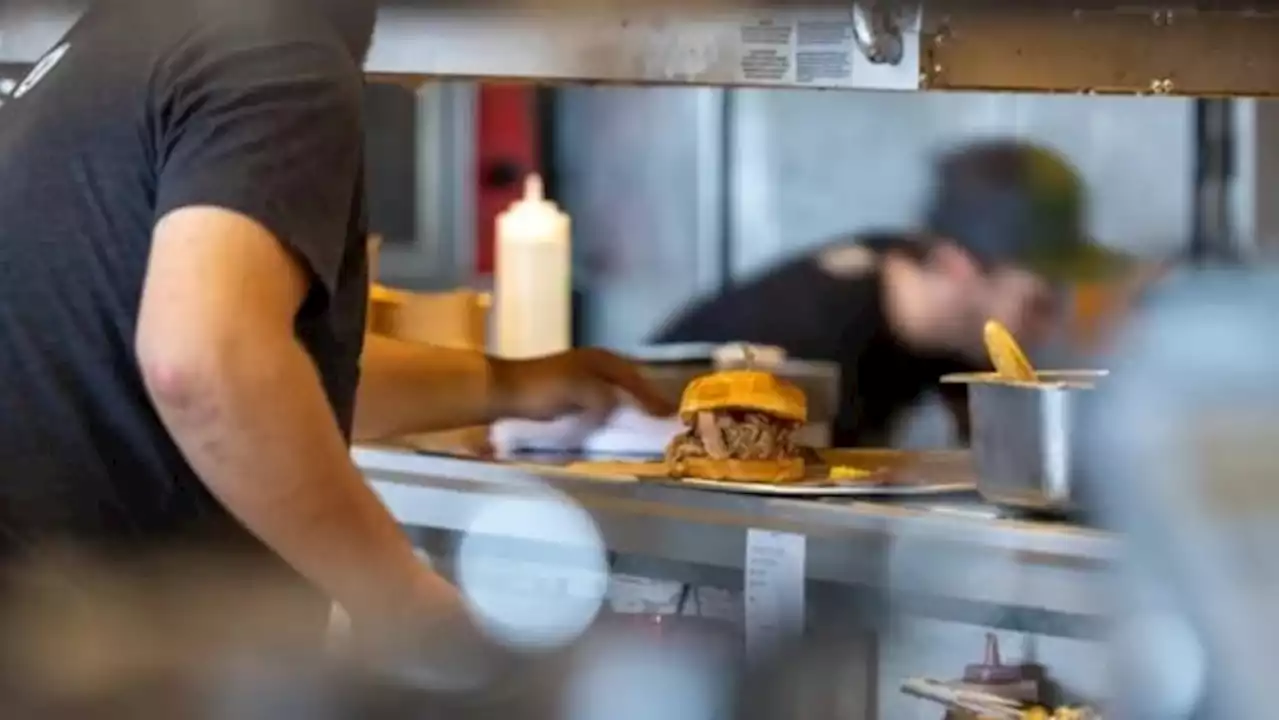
[664,476,974,498]
[534,449,978,498]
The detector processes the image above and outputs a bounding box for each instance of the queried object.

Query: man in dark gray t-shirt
[0,0,669,631]
[656,142,1129,448]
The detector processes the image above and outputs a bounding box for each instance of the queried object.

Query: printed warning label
[739,19,792,83]
[795,20,853,84]
[737,13,854,87]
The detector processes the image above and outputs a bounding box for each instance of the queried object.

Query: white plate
[623,343,717,363]
[664,477,975,498]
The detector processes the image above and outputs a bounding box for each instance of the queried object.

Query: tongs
[901,677,1026,719]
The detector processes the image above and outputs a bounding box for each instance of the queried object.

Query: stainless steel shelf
[356,447,1117,630]
[1,1,1273,95]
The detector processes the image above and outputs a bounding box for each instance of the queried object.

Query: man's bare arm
[352,335,496,443]
[136,207,457,621]
[353,335,677,443]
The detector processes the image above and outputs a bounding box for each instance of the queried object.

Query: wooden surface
[923,10,1277,97]
[368,288,490,351]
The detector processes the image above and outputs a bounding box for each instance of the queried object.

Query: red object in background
[474,84,539,277]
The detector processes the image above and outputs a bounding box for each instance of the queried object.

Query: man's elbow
[135,318,274,417]
[136,327,228,415]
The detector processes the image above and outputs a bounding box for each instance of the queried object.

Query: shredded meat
[666,410,800,464]
[696,411,728,459]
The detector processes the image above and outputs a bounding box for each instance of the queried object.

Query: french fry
[983,320,1037,382]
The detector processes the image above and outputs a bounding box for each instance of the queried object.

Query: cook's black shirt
[653,236,975,448]
[0,0,373,552]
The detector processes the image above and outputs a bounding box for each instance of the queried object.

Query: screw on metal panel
[931,17,951,45]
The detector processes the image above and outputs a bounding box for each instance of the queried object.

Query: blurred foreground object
[1082,269,1278,720]
[902,677,1100,720]
[1067,260,1172,354]
[0,546,548,719]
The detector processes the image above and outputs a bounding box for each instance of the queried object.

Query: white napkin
[490,404,684,456]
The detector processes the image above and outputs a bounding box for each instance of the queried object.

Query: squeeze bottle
[493,174,572,359]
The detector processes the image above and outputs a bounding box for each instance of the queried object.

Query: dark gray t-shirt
[0,0,372,551]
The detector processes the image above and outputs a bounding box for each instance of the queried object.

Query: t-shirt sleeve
[153,27,362,297]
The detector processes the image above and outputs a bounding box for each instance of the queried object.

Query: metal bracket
[852,1,905,65]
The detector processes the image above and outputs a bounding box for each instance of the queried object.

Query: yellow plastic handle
[983,320,1037,383]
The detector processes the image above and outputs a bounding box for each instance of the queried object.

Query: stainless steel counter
[356,447,1116,634]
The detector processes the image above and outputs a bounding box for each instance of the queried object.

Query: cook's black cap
[924,140,1128,282]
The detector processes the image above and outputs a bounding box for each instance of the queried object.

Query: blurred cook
[654,141,1126,448]
[0,0,671,637]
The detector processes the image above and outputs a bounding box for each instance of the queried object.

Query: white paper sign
[743,529,806,659]
[737,11,855,88]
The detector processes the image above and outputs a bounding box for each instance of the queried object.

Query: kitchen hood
[0,0,1273,95]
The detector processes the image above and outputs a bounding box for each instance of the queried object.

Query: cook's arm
[353,336,677,443]
[136,33,483,644]
[352,335,497,442]
[138,208,459,623]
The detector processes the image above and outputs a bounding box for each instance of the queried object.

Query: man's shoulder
[177,1,357,57]
[811,231,924,280]
[133,1,363,118]
[814,243,878,280]
[80,0,349,72]
[77,0,310,42]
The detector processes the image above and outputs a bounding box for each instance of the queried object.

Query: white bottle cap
[524,174,544,202]
[501,173,566,241]
[713,343,787,370]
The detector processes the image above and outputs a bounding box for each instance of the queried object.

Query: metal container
[942,371,1106,512]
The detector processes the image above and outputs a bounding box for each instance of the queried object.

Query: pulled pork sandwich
[665,370,808,483]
